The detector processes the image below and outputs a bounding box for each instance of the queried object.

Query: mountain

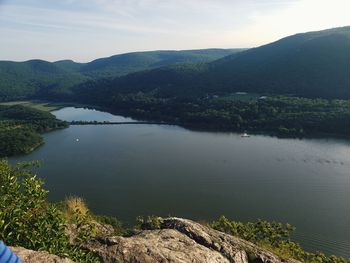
[52,49,242,77]
[75,49,244,78]
[206,26,350,98]
[87,26,350,99]
[0,49,243,101]
[0,60,87,101]
[3,26,350,102]
[53,60,84,72]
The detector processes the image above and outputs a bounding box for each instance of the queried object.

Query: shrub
[210,215,349,263]
[135,215,164,230]
[63,196,91,221]
[0,160,99,262]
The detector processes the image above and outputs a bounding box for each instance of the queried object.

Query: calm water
[10,107,350,258]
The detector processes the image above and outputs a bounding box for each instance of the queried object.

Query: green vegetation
[0,161,348,262]
[1,27,350,138]
[2,27,350,104]
[77,93,350,138]
[0,100,63,112]
[71,26,350,100]
[77,49,243,78]
[0,49,242,102]
[211,216,349,263]
[0,105,68,157]
[0,60,87,102]
[203,26,350,99]
[135,215,164,230]
[0,160,99,262]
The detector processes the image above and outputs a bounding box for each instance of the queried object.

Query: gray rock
[9,246,74,263]
[66,222,115,245]
[82,217,301,263]
[84,229,232,263]
[162,217,300,263]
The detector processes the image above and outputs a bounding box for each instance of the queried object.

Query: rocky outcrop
[66,222,115,245]
[82,217,302,263]
[85,229,233,263]
[9,246,74,263]
[8,217,302,263]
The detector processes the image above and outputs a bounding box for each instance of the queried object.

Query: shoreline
[3,99,350,141]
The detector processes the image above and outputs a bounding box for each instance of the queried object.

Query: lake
[9,107,350,258]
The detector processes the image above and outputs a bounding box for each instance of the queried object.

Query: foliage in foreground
[211,215,349,263]
[135,215,164,230]
[1,160,348,263]
[0,160,99,262]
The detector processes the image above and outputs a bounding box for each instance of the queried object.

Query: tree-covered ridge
[79,26,350,99]
[2,26,350,103]
[77,48,244,78]
[0,105,68,157]
[205,26,350,98]
[72,62,210,98]
[0,60,88,101]
[0,49,242,102]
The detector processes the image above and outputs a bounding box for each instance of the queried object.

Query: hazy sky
[1,0,350,62]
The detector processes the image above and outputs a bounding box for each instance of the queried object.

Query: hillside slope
[87,26,350,99]
[76,49,243,78]
[0,60,87,101]
[0,49,242,101]
[206,26,350,98]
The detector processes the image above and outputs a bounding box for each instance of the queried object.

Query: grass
[62,196,91,223]
[61,196,127,237]
[0,100,65,112]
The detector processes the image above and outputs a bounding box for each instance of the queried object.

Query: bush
[210,215,349,263]
[0,160,99,262]
[135,215,164,230]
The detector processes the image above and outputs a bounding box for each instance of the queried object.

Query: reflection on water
[9,107,350,258]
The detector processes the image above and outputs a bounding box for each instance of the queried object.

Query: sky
[1,0,350,62]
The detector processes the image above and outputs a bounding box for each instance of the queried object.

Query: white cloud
[0,0,349,61]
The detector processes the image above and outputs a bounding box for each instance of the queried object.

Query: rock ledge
[83,217,301,263]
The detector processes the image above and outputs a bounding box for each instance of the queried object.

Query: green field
[0,100,65,112]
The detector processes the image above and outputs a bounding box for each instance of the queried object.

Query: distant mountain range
[83,26,350,99]
[0,49,242,101]
[1,26,350,102]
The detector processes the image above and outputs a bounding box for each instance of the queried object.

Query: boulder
[84,229,234,263]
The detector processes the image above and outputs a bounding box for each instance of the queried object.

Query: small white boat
[241,133,250,138]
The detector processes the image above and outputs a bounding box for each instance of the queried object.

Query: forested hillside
[0,49,241,102]
[2,27,350,102]
[77,49,243,78]
[76,26,350,100]
[0,60,87,101]
[206,26,350,98]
